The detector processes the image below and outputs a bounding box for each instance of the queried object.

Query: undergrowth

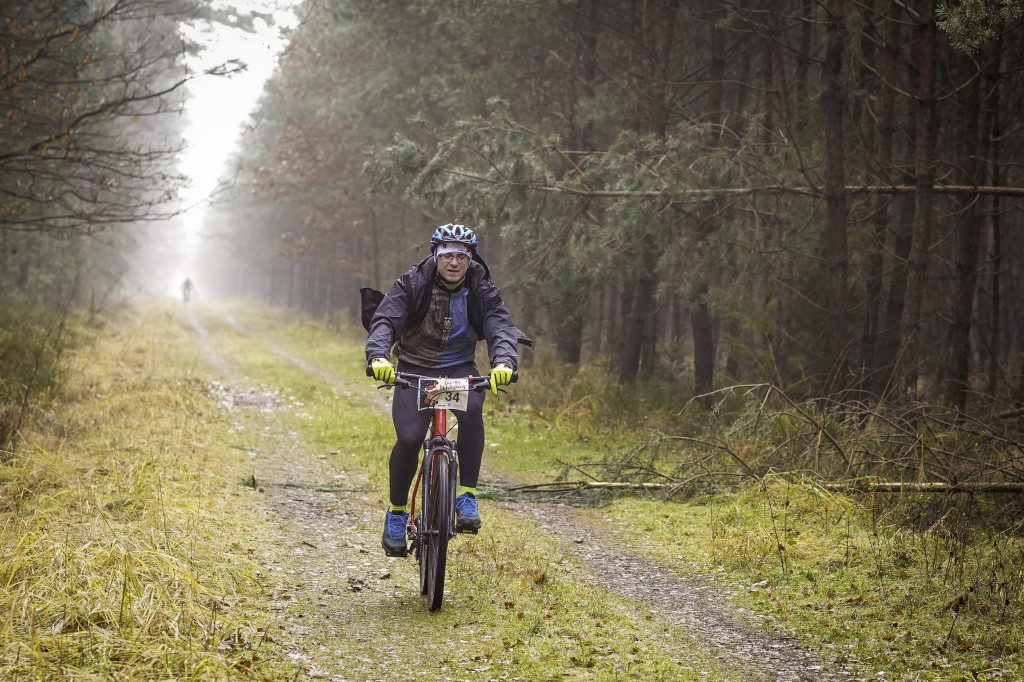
[605,475,1024,678]
[0,303,79,454]
[498,355,1024,678]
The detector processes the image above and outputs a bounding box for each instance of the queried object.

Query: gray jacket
[365,256,523,370]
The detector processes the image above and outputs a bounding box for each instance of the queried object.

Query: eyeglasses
[438,253,470,265]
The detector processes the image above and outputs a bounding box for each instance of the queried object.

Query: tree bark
[821,0,850,390]
[862,2,901,387]
[984,38,1004,396]
[895,0,938,402]
[795,0,815,104]
[692,281,715,399]
[688,0,726,397]
[287,259,296,309]
[555,294,584,364]
[943,59,982,411]
[772,208,793,386]
[619,238,659,383]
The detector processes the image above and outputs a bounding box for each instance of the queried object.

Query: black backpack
[359,287,385,332]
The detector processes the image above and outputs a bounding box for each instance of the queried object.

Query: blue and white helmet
[429,224,478,253]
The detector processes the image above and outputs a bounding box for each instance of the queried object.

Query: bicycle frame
[408,377,482,541]
[372,370,513,611]
[408,405,451,538]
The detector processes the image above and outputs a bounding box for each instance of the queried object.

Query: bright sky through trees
[169,1,298,295]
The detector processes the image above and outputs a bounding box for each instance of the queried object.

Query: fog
[125,0,299,301]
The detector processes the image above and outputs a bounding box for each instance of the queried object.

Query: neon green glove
[489,364,513,395]
[370,357,396,383]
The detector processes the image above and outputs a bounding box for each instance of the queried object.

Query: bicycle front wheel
[424,449,452,612]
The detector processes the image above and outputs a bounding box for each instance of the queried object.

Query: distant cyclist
[181,278,194,303]
[365,224,523,556]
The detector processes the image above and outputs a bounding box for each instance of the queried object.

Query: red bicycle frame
[408,401,448,533]
[386,373,496,536]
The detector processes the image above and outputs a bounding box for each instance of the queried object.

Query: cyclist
[365,224,522,556]
[181,278,194,303]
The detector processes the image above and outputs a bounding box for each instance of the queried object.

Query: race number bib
[418,377,470,412]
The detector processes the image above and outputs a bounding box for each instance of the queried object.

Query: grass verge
[0,303,279,679]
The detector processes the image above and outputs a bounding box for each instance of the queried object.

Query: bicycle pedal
[457,528,479,535]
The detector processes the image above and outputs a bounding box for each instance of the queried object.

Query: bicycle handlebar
[365,367,518,390]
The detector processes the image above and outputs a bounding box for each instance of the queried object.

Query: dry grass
[0,304,273,680]
[603,475,1024,678]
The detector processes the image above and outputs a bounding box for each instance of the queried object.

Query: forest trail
[184,303,852,681]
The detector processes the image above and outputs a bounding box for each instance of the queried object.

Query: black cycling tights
[388,362,485,508]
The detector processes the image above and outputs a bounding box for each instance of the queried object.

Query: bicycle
[374,370,514,612]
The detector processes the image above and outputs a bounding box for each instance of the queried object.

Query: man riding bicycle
[365,224,523,556]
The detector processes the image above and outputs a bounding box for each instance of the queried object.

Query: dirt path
[515,503,848,681]
[189,308,436,679]
[185,305,853,681]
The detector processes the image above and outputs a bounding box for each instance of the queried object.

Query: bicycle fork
[409,437,459,551]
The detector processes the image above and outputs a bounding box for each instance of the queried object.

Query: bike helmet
[429,224,478,252]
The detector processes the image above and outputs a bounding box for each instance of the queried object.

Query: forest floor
[13,299,1021,680]
[178,301,856,681]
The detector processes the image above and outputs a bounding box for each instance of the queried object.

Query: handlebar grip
[365,365,373,378]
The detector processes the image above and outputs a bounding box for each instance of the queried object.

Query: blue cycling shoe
[455,493,481,532]
[382,510,409,556]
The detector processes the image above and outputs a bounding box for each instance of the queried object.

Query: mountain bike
[378,371,513,612]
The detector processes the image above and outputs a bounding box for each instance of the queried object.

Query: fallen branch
[508,480,673,492]
[509,476,749,494]
[994,406,1024,420]
[509,478,1024,495]
[821,481,1024,493]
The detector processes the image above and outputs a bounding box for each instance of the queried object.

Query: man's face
[437,249,470,287]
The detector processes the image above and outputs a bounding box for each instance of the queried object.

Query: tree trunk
[555,292,583,364]
[324,266,336,326]
[861,1,901,386]
[895,0,937,402]
[287,259,296,308]
[989,209,1003,394]
[821,0,850,390]
[619,239,659,383]
[640,304,658,375]
[692,281,715,400]
[877,195,915,392]
[943,60,982,411]
[687,0,726,396]
[984,38,1004,396]
[772,209,793,386]
[795,0,815,103]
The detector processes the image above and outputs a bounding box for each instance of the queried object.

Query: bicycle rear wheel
[423,449,452,612]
